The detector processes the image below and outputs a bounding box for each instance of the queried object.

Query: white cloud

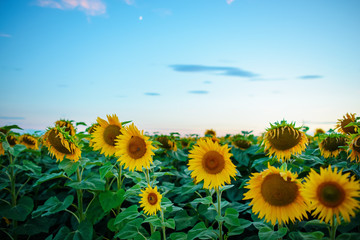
[0,33,12,38]
[36,0,106,16]
[226,0,235,4]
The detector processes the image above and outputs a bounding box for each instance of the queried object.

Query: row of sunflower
[0,113,359,240]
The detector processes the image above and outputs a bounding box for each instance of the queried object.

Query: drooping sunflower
[302,165,360,225]
[263,121,308,161]
[115,123,156,172]
[319,133,347,158]
[0,142,4,155]
[91,114,122,157]
[43,127,81,162]
[348,134,360,162]
[19,134,38,150]
[156,136,177,151]
[7,135,18,147]
[139,185,162,216]
[335,113,357,134]
[232,135,252,150]
[314,128,326,136]
[205,129,216,137]
[243,163,308,225]
[87,123,100,134]
[188,138,237,190]
[55,119,76,136]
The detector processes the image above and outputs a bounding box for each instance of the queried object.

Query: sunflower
[43,127,81,162]
[302,165,360,225]
[335,113,357,134]
[139,185,162,216]
[87,123,100,134]
[115,123,156,172]
[55,119,76,136]
[348,134,360,162]
[7,135,18,147]
[314,128,326,136]
[243,163,308,225]
[188,138,237,190]
[156,136,177,151]
[232,135,252,150]
[263,121,308,161]
[205,129,216,137]
[0,142,4,155]
[319,133,347,158]
[91,114,122,157]
[19,134,38,150]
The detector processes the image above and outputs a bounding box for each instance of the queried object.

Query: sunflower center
[268,127,301,150]
[317,182,345,208]
[234,140,251,149]
[322,137,346,151]
[48,129,72,154]
[128,136,147,159]
[341,119,356,134]
[7,136,17,146]
[147,193,158,205]
[202,151,225,174]
[261,174,298,206]
[23,136,36,146]
[353,137,360,153]
[103,125,121,146]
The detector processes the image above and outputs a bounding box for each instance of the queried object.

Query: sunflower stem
[329,215,337,240]
[76,167,84,222]
[144,168,151,186]
[8,153,18,240]
[117,164,123,190]
[216,187,223,240]
[160,209,166,240]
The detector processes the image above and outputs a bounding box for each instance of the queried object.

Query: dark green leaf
[115,218,143,239]
[13,144,27,157]
[99,161,114,179]
[143,215,162,228]
[114,205,140,225]
[15,217,57,236]
[174,210,198,231]
[149,231,161,240]
[289,231,325,240]
[73,221,93,240]
[170,232,187,240]
[35,172,67,186]
[187,222,217,240]
[66,174,105,191]
[0,196,34,221]
[99,189,125,212]
[58,159,80,176]
[32,195,74,217]
[336,233,360,240]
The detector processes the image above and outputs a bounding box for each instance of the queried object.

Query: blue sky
[1,0,359,136]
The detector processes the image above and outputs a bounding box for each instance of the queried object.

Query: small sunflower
[188,138,237,190]
[348,134,360,162]
[55,119,76,136]
[139,185,162,216]
[232,135,252,150]
[19,134,38,150]
[314,128,326,136]
[91,114,122,157]
[43,127,81,162]
[263,121,308,161]
[7,135,18,147]
[243,163,308,225]
[335,113,357,134]
[205,129,216,137]
[87,123,100,134]
[115,123,156,172]
[319,133,347,158]
[156,136,177,151]
[302,165,360,225]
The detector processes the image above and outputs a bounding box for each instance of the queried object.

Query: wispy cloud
[188,90,209,94]
[0,116,25,120]
[298,75,323,80]
[144,92,160,96]
[35,0,106,16]
[0,33,12,38]
[124,0,135,5]
[153,8,172,17]
[203,81,212,84]
[226,0,235,4]
[170,64,258,78]
[249,77,286,81]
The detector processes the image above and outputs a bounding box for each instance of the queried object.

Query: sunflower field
[1,113,360,240]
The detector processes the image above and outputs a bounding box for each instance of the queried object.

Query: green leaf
[73,221,93,240]
[143,215,162,228]
[149,231,161,240]
[304,219,329,229]
[0,182,8,191]
[35,172,67,186]
[99,189,125,212]
[254,222,287,240]
[336,233,360,240]
[226,218,252,236]
[289,231,325,240]
[190,196,212,206]
[174,210,198,231]
[170,232,187,240]
[0,196,34,221]
[32,195,74,217]
[187,222,217,240]
[58,158,80,176]
[164,218,175,229]
[12,144,27,157]
[99,161,114,179]
[15,217,57,236]
[86,196,107,224]
[115,218,143,239]
[66,174,105,191]
[21,160,42,175]
[124,184,141,199]
[114,205,140,225]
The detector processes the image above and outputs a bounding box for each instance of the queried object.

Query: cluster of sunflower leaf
[0,113,360,240]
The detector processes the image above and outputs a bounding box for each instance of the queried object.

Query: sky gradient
[1,0,359,136]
